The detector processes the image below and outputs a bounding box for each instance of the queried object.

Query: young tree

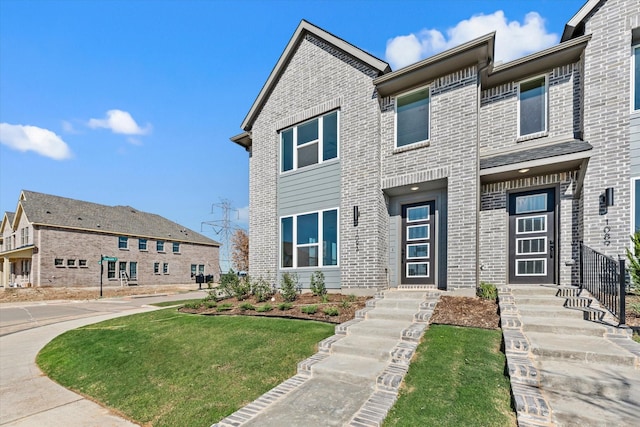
[231,229,249,272]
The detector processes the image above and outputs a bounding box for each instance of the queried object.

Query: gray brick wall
[379,66,479,289]
[580,0,639,256]
[248,34,385,289]
[480,63,579,156]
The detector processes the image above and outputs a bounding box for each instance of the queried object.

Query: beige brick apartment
[0,190,220,287]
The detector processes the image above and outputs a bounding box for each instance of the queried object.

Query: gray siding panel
[278,160,341,216]
[631,113,640,177]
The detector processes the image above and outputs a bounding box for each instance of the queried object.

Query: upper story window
[281,111,338,173]
[157,241,165,252]
[518,75,547,137]
[396,86,430,148]
[172,242,180,253]
[634,45,640,111]
[20,227,29,246]
[118,236,128,249]
[281,208,338,269]
[139,238,147,251]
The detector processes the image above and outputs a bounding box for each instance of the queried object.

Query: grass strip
[384,325,515,427]
[150,298,203,307]
[37,309,333,427]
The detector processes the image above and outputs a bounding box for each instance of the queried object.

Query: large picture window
[396,86,430,148]
[518,75,547,137]
[281,111,339,172]
[280,208,338,268]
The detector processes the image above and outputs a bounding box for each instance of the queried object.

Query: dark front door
[401,201,436,285]
[508,188,556,284]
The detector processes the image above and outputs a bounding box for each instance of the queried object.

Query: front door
[508,188,556,284]
[401,201,436,285]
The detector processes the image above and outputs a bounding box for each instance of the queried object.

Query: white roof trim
[562,0,603,41]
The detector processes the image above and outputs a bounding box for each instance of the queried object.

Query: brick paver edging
[498,286,553,427]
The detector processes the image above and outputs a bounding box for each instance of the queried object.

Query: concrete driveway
[0,291,207,426]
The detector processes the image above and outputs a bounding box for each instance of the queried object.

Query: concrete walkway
[0,307,162,426]
[213,289,440,427]
[499,284,640,427]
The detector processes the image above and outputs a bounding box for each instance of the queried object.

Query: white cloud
[385,10,558,70]
[88,109,152,135]
[0,123,72,160]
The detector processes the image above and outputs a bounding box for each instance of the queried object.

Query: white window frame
[394,85,431,149]
[280,207,339,269]
[157,241,165,252]
[163,262,169,274]
[172,242,180,253]
[516,237,547,255]
[515,258,547,276]
[406,205,430,223]
[139,238,147,251]
[406,243,430,259]
[280,111,340,173]
[633,44,640,112]
[632,177,640,234]
[406,262,429,278]
[118,236,128,250]
[406,224,430,241]
[517,74,548,138]
[516,215,547,235]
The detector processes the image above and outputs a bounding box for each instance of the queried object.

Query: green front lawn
[384,325,516,427]
[37,310,334,427]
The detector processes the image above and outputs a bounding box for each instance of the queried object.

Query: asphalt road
[0,291,208,336]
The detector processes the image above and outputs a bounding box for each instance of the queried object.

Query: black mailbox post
[195,273,205,290]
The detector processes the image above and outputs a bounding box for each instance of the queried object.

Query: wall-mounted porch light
[353,206,360,227]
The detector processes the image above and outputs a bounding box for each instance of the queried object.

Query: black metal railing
[579,242,626,325]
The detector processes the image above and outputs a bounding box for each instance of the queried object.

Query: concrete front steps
[503,284,640,427]
[213,289,439,427]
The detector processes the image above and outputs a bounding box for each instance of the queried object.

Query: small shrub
[216,303,233,312]
[183,302,201,309]
[346,294,357,303]
[204,301,217,309]
[277,302,293,311]
[301,305,318,314]
[323,306,339,316]
[203,291,217,302]
[218,270,239,299]
[239,302,256,311]
[477,282,498,300]
[251,276,274,302]
[310,271,326,296]
[626,232,640,295]
[340,300,352,309]
[320,293,330,303]
[629,302,640,317]
[280,272,299,302]
[256,304,273,312]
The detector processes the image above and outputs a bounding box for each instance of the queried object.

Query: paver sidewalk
[499,284,640,427]
[213,289,440,427]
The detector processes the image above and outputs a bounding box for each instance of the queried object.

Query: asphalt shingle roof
[480,140,593,170]
[18,190,219,246]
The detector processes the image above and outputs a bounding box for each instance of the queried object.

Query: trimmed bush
[280,272,299,302]
[310,271,326,296]
[256,304,273,313]
[239,302,255,311]
[323,306,339,316]
[477,282,498,300]
[301,305,318,314]
[251,276,274,302]
[277,302,293,311]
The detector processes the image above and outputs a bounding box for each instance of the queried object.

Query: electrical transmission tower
[201,199,241,274]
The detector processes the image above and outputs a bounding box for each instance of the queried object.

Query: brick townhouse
[0,190,220,287]
[231,0,640,292]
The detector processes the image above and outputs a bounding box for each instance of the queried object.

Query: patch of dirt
[430,296,500,330]
[179,292,369,324]
[0,284,199,303]
[626,294,640,329]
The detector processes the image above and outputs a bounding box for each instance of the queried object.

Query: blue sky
[1,0,585,243]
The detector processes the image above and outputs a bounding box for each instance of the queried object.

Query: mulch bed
[179,292,370,324]
[429,296,501,330]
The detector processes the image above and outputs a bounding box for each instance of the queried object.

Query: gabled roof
[374,32,495,97]
[484,34,591,87]
[14,190,219,246]
[0,212,15,234]
[562,0,603,42]
[239,19,390,132]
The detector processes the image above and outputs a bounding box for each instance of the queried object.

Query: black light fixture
[353,206,360,227]
[604,187,614,206]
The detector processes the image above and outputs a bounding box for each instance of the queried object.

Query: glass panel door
[401,201,435,285]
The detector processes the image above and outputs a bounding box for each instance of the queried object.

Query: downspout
[476,59,491,289]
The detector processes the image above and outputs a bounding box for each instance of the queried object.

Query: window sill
[393,140,430,154]
[119,248,129,251]
[280,158,339,176]
[139,249,148,252]
[516,131,548,143]
[157,251,165,254]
